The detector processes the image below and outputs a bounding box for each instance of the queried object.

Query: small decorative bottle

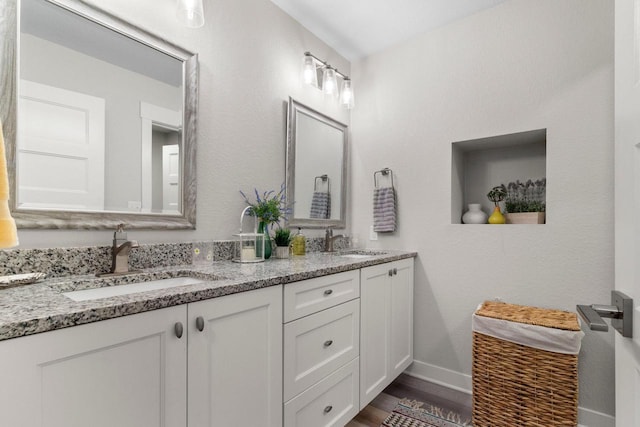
[291,228,306,256]
[462,204,488,224]
[488,206,506,224]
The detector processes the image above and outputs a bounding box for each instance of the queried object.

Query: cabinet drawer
[284,358,359,427]
[284,299,360,401]
[284,270,360,322]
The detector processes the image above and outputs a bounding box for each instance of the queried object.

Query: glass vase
[257,221,272,259]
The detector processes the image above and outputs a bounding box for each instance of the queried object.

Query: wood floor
[346,374,472,427]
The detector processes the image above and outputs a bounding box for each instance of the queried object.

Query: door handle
[577,290,633,338]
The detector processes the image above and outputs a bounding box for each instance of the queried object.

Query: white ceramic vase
[462,204,488,224]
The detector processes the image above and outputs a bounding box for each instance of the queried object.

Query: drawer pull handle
[324,405,333,414]
[324,340,333,347]
[174,322,184,339]
[196,316,205,332]
[324,289,333,296]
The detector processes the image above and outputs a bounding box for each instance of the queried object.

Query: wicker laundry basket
[472,301,583,427]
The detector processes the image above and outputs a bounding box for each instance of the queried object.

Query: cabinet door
[0,305,188,427]
[359,262,392,409]
[360,259,415,409]
[188,285,283,427]
[389,258,414,378]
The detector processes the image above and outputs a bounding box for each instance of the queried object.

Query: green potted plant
[240,184,291,259]
[486,185,507,224]
[273,227,292,259]
[503,178,546,224]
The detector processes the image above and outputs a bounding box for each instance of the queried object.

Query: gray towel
[310,191,331,219]
[373,187,396,232]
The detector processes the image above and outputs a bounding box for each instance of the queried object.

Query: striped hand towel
[373,187,396,232]
[310,191,331,219]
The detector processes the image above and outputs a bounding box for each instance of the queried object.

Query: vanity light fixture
[177,0,205,28]
[302,52,354,109]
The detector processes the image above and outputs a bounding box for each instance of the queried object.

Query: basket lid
[476,301,580,331]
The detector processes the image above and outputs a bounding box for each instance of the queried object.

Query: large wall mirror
[0,0,198,229]
[286,98,347,228]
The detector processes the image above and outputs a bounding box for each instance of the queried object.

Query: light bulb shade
[177,0,204,28]
[302,54,318,87]
[322,67,338,98]
[340,79,354,109]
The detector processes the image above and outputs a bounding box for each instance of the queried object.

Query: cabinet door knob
[324,405,333,414]
[388,269,393,277]
[324,340,333,347]
[324,289,333,296]
[196,316,205,332]
[393,268,398,275]
[174,322,184,339]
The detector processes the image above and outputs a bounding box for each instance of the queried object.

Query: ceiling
[270,0,507,60]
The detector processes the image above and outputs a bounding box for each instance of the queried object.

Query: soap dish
[0,272,47,289]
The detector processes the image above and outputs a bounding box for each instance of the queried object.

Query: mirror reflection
[15,0,187,216]
[286,98,348,228]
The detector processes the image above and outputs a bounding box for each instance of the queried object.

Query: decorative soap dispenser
[291,228,306,256]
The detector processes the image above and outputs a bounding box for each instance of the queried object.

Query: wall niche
[451,129,546,224]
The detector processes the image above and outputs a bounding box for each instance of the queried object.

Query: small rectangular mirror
[285,98,348,228]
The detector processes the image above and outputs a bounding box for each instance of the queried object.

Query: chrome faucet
[99,224,140,276]
[324,227,345,253]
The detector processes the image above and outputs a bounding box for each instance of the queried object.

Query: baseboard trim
[404,360,615,427]
[577,407,615,427]
[404,360,472,394]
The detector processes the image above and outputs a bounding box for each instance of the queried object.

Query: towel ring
[314,175,330,193]
[374,168,394,189]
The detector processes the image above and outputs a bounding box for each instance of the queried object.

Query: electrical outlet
[369,225,378,241]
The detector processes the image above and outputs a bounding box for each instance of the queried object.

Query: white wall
[351,0,615,420]
[16,0,350,247]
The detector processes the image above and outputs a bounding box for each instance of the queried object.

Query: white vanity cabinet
[0,285,283,427]
[0,305,188,427]
[283,270,361,427]
[359,258,414,409]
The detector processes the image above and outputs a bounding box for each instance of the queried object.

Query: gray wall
[350,0,614,423]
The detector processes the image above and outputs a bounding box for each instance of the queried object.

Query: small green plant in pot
[503,178,546,224]
[273,227,292,259]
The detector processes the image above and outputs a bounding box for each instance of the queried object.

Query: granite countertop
[0,250,416,342]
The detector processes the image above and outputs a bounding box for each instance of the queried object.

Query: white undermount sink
[335,250,389,259]
[63,277,205,302]
[338,254,376,259]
